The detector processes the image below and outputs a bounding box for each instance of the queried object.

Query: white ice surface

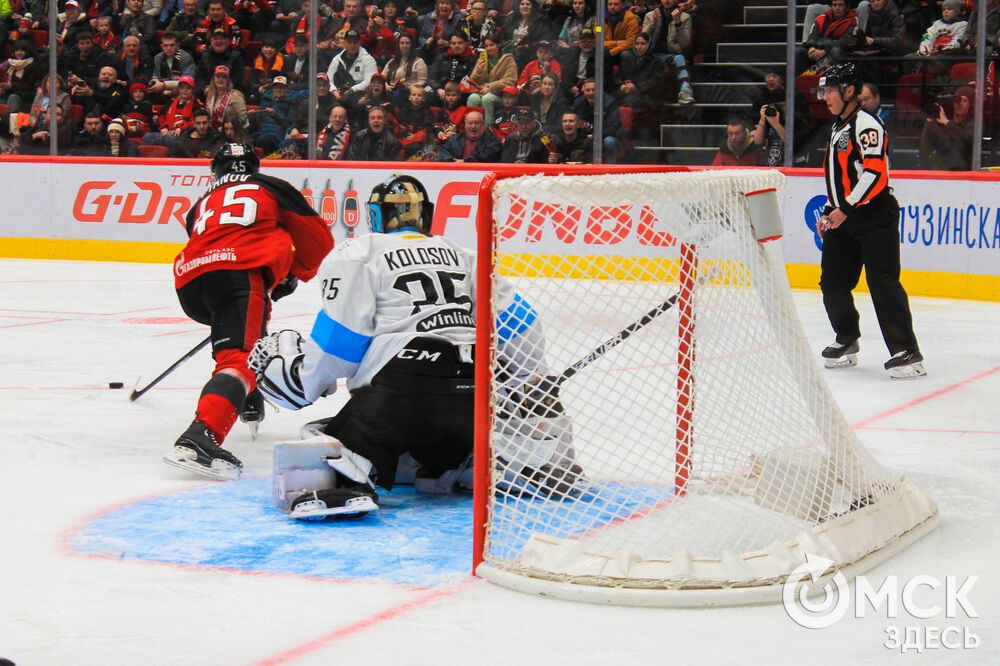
[1,259,997,665]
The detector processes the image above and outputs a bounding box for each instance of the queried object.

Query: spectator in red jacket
[142,75,204,153]
[517,40,562,96]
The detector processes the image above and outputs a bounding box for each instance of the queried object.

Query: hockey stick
[129,335,211,402]
[556,267,720,385]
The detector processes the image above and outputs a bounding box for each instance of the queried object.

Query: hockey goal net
[472,169,939,606]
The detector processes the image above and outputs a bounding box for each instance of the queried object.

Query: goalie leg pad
[273,435,378,518]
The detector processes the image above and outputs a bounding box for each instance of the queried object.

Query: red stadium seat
[70,104,84,127]
[243,40,262,64]
[619,105,632,132]
[138,144,169,158]
[950,62,976,80]
[795,73,831,122]
[32,29,49,49]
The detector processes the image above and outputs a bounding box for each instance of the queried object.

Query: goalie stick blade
[162,447,242,481]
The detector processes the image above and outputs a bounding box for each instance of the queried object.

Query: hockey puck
[108,382,125,389]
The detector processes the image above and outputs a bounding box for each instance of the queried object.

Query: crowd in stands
[0,0,706,162]
[1,0,998,168]
[713,0,1000,170]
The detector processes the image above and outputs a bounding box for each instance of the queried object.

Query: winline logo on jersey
[782,553,980,653]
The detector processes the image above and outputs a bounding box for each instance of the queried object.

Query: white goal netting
[474,170,938,606]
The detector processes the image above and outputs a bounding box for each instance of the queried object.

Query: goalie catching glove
[248,329,312,410]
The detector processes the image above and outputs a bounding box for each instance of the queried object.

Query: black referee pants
[820,197,919,356]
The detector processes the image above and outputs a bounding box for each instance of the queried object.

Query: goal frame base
[475,477,940,608]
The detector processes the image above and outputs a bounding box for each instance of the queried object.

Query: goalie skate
[289,486,379,520]
[885,350,926,379]
[163,422,243,481]
[822,340,859,368]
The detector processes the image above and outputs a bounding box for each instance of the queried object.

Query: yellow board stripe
[3,239,998,302]
[2,237,184,263]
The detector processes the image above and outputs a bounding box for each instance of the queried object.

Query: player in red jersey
[164,143,333,480]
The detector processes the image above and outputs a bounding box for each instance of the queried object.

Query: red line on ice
[254,578,475,666]
[852,364,1000,429]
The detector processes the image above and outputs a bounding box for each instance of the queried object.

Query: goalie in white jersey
[249,174,585,520]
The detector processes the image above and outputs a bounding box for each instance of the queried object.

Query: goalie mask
[366,175,434,235]
[211,142,260,178]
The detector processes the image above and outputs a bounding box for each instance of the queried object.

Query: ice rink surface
[1,259,997,665]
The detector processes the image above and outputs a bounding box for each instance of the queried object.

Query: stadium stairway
[634,0,810,165]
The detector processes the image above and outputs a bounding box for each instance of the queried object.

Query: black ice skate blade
[162,449,242,481]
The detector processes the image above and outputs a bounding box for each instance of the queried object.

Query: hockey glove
[270,275,299,302]
[248,330,312,410]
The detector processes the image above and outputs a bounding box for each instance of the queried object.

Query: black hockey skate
[822,339,859,369]
[289,477,379,521]
[163,421,243,481]
[240,388,265,439]
[884,350,926,379]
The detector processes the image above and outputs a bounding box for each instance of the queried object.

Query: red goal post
[472,169,939,607]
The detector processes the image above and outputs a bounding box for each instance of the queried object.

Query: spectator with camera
[920,84,975,171]
[362,3,399,65]
[63,31,111,98]
[142,75,203,153]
